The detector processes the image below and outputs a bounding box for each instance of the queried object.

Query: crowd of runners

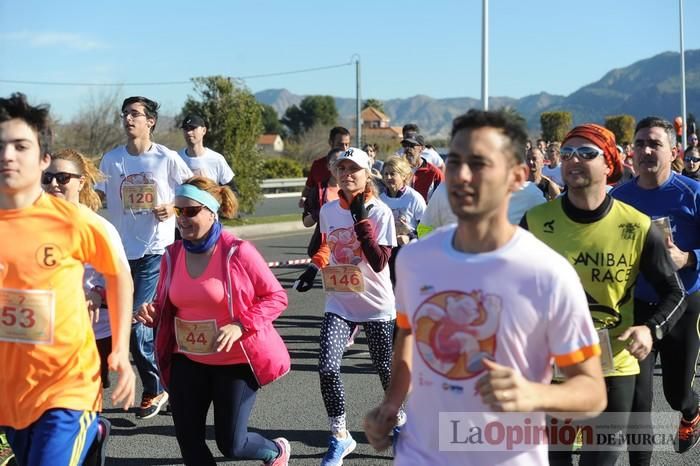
[0,91,699,466]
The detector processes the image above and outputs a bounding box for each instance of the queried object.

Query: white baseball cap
[335,147,371,171]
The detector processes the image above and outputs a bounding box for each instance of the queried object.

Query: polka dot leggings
[318,312,395,426]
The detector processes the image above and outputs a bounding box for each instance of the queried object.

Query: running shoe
[136,391,169,419]
[320,433,356,466]
[0,432,14,466]
[264,437,291,466]
[675,410,700,453]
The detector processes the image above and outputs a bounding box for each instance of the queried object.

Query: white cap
[335,147,371,171]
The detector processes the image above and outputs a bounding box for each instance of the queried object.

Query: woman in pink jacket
[136,176,291,466]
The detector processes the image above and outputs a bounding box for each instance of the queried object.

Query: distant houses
[257,133,284,153]
[359,107,403,140]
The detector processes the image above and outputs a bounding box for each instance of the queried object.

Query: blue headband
[175,184,220,213]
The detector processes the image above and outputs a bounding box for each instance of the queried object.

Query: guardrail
[260,177,305,198]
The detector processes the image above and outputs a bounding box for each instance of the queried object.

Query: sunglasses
[560,146,604,161]
[41,171,82,185]
[174,205,205,218]
[685,156,700,163]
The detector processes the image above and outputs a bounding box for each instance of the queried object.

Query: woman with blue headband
[136,176,291,466]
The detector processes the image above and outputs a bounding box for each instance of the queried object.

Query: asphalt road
[246,195,300,218]
[100,230,700,466]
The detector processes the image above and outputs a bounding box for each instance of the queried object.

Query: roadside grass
[222,213,301,227]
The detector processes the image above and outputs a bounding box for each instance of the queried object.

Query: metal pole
[679,0,688,149]
[481,0,489,110]
[355,57,362,146]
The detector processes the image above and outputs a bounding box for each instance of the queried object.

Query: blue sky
[1,0,698,120]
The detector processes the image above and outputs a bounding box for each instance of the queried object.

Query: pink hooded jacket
[151,230,290,388]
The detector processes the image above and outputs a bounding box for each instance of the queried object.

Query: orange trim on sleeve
[554,343,601,367]
[396,312,411,329]
[311,234,330,269]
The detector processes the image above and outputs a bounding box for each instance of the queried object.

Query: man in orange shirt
[0,93,135,466]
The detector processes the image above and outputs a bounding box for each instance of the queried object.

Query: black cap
[181,114,206,129]
[402,134,425,146]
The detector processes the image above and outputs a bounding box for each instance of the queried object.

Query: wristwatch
[647,322,663,342]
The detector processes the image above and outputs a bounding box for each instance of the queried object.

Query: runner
[294,147,404,465]
[303,148,343,258]
[96,96,192,419]
[611,116,700,460]
[177,114,237,193]
[136,176,290,466]
[299,127,351,209]
[401,134,443,202]
[379,156,426,286]
[0,93,135,465]
[364,109,606,465]
[522,123,686,465]
[41,148,134,465]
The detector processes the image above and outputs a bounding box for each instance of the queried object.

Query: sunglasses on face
[685,156,700,163]
[41,171,82,185]
[560,146,604,161]
[174,205,205,218]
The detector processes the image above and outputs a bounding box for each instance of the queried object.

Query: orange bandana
[563,124,622,184]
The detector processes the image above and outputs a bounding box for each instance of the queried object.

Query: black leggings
[169,354,279,466]
[628,294,700,466]
[549,375,636,466]
[318,313,394,419]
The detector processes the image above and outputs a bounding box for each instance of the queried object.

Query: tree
[54,89,124,158]
[180,76,264,214]
[605,115,636,145]
[363,98,385,114]
[540,111,572,142]
[281,95,337,137]
[260,103,286,137]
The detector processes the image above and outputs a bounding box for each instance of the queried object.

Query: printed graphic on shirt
[327,227,362,265]
[35,244,61,269]
[414,290,501,380]
[120,172,158,212]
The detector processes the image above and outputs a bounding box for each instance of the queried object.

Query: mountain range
[255,49,700,139]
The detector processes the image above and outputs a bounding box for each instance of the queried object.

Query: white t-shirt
[319,197,397,321]
[177,147,234,185]
[422,147,445,170]
[379,186,426,234]
[97,143,193,260]
[394,226,598,466]
[542,164,564,187]
[81,205,130,339]
[420,181,546,232]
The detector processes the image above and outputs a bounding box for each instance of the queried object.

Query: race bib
[0,288,55,344]
[552,329,615,380]
[121,184,157,213]
[321,265,365,293]
[174,318,218,354]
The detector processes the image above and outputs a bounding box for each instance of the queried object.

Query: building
[360,107,403,140]
[257,133,284,153]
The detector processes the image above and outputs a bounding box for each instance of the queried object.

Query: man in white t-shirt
[96,96,192,420]
[178,114,237,193]
[364,109,606,466]
[543,142,564,187]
